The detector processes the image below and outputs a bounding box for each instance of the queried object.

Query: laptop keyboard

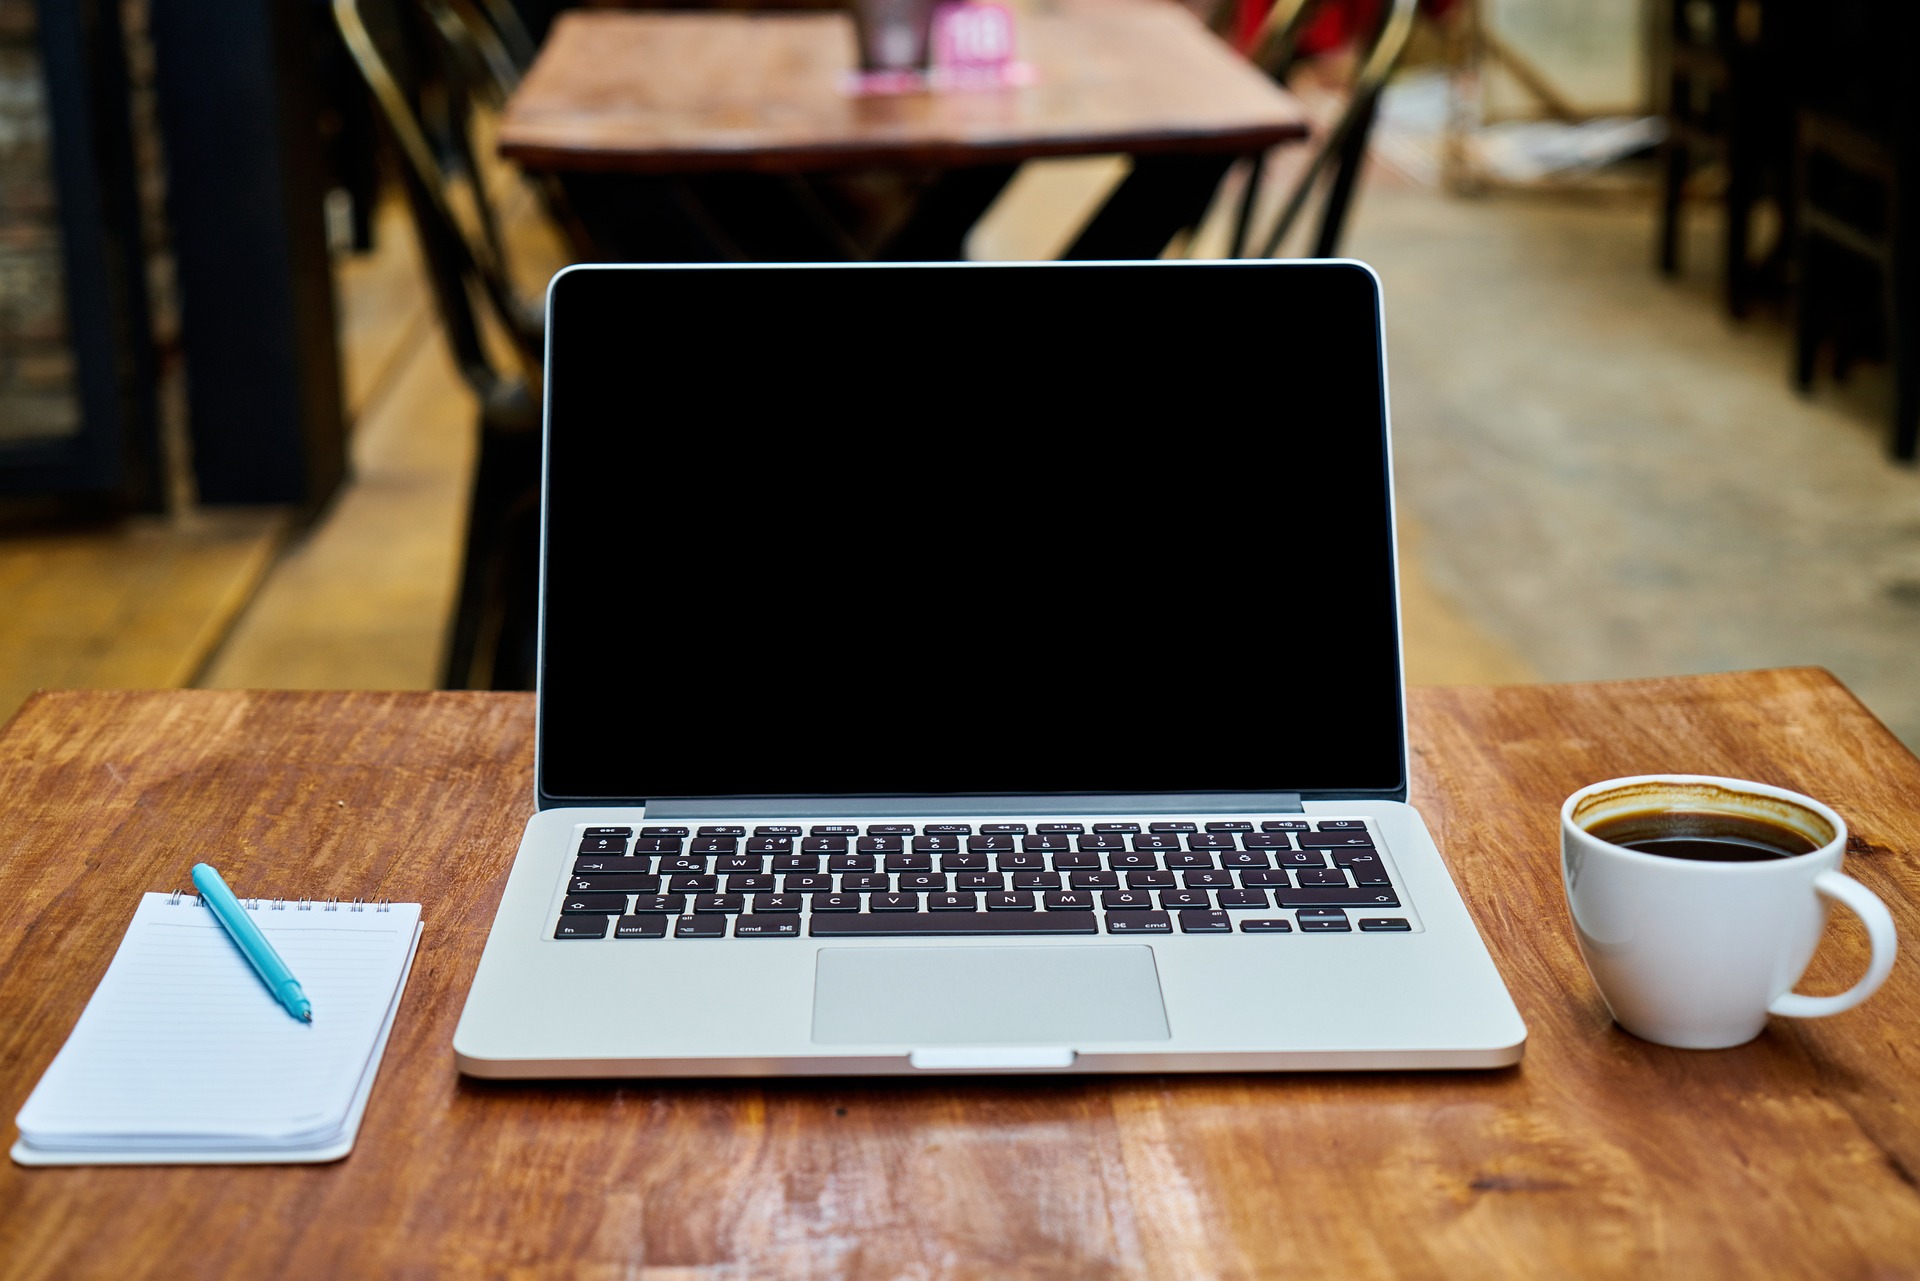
[553,818,1412,940]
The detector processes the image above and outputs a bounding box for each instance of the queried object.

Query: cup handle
[1768,870,1899,1019]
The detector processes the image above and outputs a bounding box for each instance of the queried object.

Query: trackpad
[811,946,1171,1045]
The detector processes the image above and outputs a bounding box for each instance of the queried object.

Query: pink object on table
[840,2,1036,96]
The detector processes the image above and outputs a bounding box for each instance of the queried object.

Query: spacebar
[810,913,1098,937]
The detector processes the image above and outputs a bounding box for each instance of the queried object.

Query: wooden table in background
[4,669,1920,1277]
[498,1,1310,261]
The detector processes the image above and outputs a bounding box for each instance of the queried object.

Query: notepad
[11,892,422,1166]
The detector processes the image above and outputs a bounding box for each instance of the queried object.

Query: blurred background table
[498,0,1311,260]
[4,668,1920,1276]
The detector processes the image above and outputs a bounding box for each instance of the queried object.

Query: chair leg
[1791,146,1820,391]
[1311,90,1379,259]
[1657,77,1688,276]
[1889,239,1919,462]
[1724,140,1756,319]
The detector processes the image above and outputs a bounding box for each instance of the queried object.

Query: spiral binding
[166,892,393,912]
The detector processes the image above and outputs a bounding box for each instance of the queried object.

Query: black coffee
[1585,810,1819,862]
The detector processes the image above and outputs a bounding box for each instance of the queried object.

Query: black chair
[1788,0,1920,460]
[1227,0,1419,260]
[332,0,547,687]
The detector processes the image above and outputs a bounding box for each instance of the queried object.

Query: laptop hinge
[644,792,1308,818]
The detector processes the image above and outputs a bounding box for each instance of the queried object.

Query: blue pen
[190,863,313,1022]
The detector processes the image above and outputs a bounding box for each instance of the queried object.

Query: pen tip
[302,1011,313,1022]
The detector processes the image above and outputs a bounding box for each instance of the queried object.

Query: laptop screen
[539,262,1404,805]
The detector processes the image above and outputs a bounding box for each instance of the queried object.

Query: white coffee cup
[1561,775,1897,1049]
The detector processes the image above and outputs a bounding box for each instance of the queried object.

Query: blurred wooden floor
[0,149,1528,727]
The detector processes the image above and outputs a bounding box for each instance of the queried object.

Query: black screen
[539,262,1404,805]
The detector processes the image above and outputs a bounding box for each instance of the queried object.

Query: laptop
[453,259,1526,1076]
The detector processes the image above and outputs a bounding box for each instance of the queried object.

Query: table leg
[876,164,1020,261]
[1060,154,1238,260]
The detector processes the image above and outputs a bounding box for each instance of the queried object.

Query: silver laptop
[453,259,1525,1076]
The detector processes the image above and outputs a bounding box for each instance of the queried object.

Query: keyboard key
[981,823,1028,834]
[1188,834,1237,850]
[1296,868,1349,886]
[1179,909,1233,933]
[1360,917,1412,932]
[1043,891,1094,911]
[783,873,833,892]
[871,892,918,912]
[774,855,821,873]
[1204,822,1253,833]
[1317,820,1368,831]
[1069,870,1120,890]
[812,893,861,912]
[554,916,610,939]
[885,853,933,873]
[734,915,801,937]
[858,836,904,854]
[1021,835,1074,852]
[1276,850,1325,869]
[726,873,777,893]
[912,835,959,853]
[1241,918,1294,933]
[660,856,708,874]
[1217,889,1269,908]
[1221,851,1270,869]
[925,823,972,834]
[1037,822,1084,833]
[928,891,978,911]
[675,914,728,938]
[613,915,667,939]
[941,852,989,871]
[573,857,632,875]
[1182,869,1234,888]
[1109,851,1158,870]
[715,855,764,874]
[1010,871,1062,890]
[690,837,738,855]
[1299,832,1375,848]
[1149,822,1196,833]
[1126,870,1176,889]
[811,824,859,836]
[867,824,916,835]
[697,826,745,837]
[751,894,803,913]
[996,852,1047,871]
[1092,822,1141,833]
[746,837,792,854]
[629,895,685,914]
[1244,833,1290,849]
[560,893,628,914]
[1165,852,1215,869]
[986,891,1036,911]
[843,872,890,891]
[1079,834,1128,851]
[1134,834,1181,850]
[754,825,804,836]
[1101,889,1155,910]
[1240,870,1289,887]
[1344,854,1393,886]
[1106,911,1172,934]
[803,837,850,854]
[641,826,689,837]
[1273,887,1400,909]
[1052,851,1102,870]
[1261,820,1310,832]
[571,874,660,894]
[967,835,1015,852]
[584,826,633,838]
[1161,890,1210,909]
[898,872,946,891]
[693,893,744,914]
[954,871,1004,890]
[668,874,718,893]
[811,912,1098,936]
[1298,910,1352,932]
[577,835,626,855]
[828,853,875,872]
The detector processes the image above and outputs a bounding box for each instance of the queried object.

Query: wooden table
[4,669,1920,1276]
[498,1,1310,261]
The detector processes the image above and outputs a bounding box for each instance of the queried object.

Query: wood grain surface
[2,671,1919,1278]
[496,3,1309,173]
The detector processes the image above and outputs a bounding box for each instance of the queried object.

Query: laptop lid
[536,260,1404,810]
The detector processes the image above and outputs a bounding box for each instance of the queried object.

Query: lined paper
[16,893,421,1150]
